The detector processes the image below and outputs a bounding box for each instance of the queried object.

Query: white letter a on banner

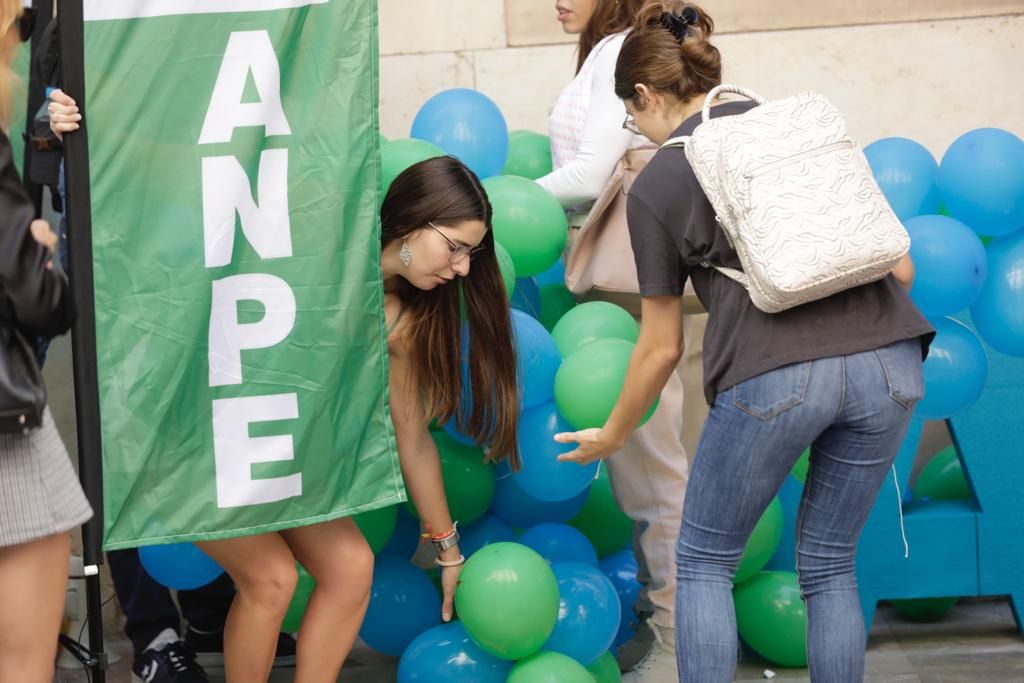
[199,30,291,144]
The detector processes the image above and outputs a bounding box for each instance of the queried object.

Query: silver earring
[399,239,412,267]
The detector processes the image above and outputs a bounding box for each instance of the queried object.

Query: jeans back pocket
[733,361,812,421]
[873,339,925,410]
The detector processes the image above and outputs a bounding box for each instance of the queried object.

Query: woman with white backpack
[554,3,934,681]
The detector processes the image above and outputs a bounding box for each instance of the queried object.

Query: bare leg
[280,517,375,683]
[197,533,298,683]
[0,533,70,683]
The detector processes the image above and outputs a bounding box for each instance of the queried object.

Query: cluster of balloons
[865,128,1024,421]
[136,87,650,682]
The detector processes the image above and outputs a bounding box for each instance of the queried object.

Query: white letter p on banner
[209,273,297,387]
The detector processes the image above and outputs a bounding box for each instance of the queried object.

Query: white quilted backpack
[662,84,909,314]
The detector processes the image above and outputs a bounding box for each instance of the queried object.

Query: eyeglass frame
[427,221,486,263]
[622,113,641,135]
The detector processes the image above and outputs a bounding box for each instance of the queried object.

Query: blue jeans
[675,338,923,682]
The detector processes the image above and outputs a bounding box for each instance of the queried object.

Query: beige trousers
[604,313,709,629]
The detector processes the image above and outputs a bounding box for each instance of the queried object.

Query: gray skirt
[0,408,93,547]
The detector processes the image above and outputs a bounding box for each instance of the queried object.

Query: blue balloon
[971,230,1024,357]
[865,137,940,220]
[937,128,1024,237]
[599,550,642,647]
[545,562,622,665]
[359,557,441,656]
[459,514,518,558]
[511,277,542,319]
[518,523,599,567]
[904,214,987,317]
[513,401,598,501]
[380,505,422,560]
[398,621,512,683]
[490,473,589,528]
[138,543,224,591]
[511,309,562,408]
[917,317,988,420]
[411,88,509,179]
[534,259,567,288]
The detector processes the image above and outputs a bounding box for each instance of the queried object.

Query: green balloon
[404,432,495,525]
[569,467,632,558]
[733,571,808,668]
[586,651,622,683]
[551,301,639,358]
[455,542,560,660]
[539,283,577,331]
[482,175,568,277]
[791,448,810,484]
[913,446,970,501]
[495,241,517,301]
[502,130,553,180]
[380,138,445,198]
[554,338,657,430]
[507,651,594,683]
[281,564,315,632]
[353,504,398,554]
[734,497,783,584]
[890,596,958,622]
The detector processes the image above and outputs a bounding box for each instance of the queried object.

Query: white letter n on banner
[202,150,291,268]
[209,273,296,387]
[212,393,302,508]
[198,30,291,144]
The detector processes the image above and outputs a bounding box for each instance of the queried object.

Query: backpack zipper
[745,140,853,179]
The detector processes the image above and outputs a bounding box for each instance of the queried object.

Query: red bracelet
[420,522,458,541]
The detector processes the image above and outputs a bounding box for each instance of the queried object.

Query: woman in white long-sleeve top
[536,3,699,681]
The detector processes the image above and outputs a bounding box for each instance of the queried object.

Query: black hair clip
[659,7,699,43]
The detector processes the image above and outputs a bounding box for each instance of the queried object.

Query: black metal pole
[57,1,106,680]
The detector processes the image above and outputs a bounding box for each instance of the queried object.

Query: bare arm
[387,333,461,620]
[891,254,914,291]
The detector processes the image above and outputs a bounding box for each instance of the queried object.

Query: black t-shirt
[627,101,934,404]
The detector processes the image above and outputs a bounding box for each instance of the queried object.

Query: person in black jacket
[0,4,93,682]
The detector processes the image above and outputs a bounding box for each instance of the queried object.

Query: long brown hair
[614,2,721,107]
[576,0,645,73]
[0,0,22,128]
[381,156,520,468]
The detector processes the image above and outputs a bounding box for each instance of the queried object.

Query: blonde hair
[0,0,23,129]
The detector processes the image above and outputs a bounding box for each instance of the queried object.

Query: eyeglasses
[622,113,641,135]
[428,222,486,263]
[16,8,36,43]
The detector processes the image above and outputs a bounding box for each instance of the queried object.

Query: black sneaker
[187,627,297,671]
[131,640,208,683]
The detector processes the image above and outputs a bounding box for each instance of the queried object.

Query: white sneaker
[622,619,678,683]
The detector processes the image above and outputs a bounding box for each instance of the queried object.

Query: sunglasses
[17,7,36,43]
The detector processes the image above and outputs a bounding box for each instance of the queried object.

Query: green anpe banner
[83,0,403,549]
